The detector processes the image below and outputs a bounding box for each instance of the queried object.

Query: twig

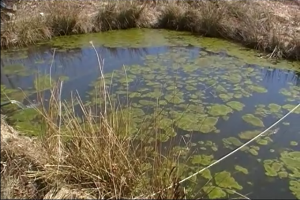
[57,80,63,170]
[89,41,107,117]
[49,48,56,86]
[231,190,251,200]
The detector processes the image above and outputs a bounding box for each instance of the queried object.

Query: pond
[1,29,300,199]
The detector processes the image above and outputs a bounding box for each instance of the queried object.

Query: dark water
[1,29,300,199]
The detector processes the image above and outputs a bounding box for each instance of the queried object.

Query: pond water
[1,29,300,199]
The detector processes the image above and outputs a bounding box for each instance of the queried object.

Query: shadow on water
[1,29,300,199]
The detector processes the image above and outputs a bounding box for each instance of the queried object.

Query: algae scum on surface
[1,29,300,199]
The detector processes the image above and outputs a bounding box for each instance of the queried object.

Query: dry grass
[1,0,299,60]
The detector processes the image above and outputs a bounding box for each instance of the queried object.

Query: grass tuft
[44,1,81,35]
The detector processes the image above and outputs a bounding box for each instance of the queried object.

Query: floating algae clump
[219,93,233,102]
[239,130,260,140]
[289,180,300,199]
[280,151,300,172]
[202,186,226,199]
[165,92,185,104]
[204,140,218,151]
[199,117,219,133]
[242,114,264,127]
[201,169,212,180]
[3,64,31,76]
[226,101,245,111]
[268,103,281,113]
[215,171,243,190]
[278,171,288,178]
[263,160,283,177]
[247,84,267,93]
[190,154,214,166]
[223,137,243,147]
[290,141,298,146]
[282,104,300,114]
[208,104,233,116]
[280,88,292,96]
[235,165,249,174]
[223,137,249,151]
[174,112,208,132]
[34,74,54,92]
[248,148,259,156]
[256,138,270,145]
[9,109,43,136]
[263,150,300,195]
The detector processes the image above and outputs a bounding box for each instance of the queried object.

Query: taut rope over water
[137,103,300,199]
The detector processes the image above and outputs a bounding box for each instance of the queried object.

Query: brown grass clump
[157,0,300,60]
[1,17,51,48]
[43,1,81,36]
[94,2,151,31]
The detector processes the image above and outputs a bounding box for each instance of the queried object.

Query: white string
[138,103,300,199]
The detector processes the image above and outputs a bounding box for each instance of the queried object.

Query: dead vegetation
[1,0,299,60]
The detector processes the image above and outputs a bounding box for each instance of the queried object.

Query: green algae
[268,103,281,113]
[215,85,227,93]
[190,154,214,166]
[223,137,246,150]
[165,93,185,104]
[262,150,300,199]
[202,186,227,199]
[201,169,212,180]
[251,145,260,151]
[247,181,253,185]
[235,165,249,175]
[208,104,233,117]
[9,109,45,136]
[226,101,245,111]
[280,88,293,96]
[242,114,264,127]
[1,85,32,104]
[256,138,270,145]
[34,74,54,92]
[247,85,267,93]
[248,148,259,156]
[200,140,219,152]
[264,159,285,177]
[219,93,233,102]
[199,117,219,134]
[278,171,288,179]
[2,64,31,76]
[238,130,260,140]
[215,171,243,190]
[173,112,207,132]
[289,180,300,199]
[139,100,157,107]
[290,141,298,146]
[283,104,300,114]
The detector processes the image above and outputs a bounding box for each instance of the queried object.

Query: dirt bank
[1,119,91,199]
[1,0,300,59]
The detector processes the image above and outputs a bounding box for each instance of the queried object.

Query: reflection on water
[1,29,300,199]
